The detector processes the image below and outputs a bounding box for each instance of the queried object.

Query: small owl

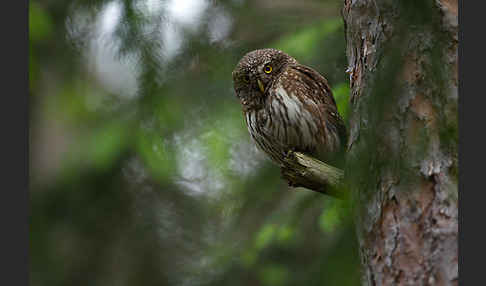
[232,48,347,166]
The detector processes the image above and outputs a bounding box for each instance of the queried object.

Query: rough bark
[342,0,458,285]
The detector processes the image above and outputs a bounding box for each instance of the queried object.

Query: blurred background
[29,0,360,285]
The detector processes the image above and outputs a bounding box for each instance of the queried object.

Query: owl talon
[284,149,296,159]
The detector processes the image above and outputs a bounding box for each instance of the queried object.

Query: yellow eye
[264,65,272,74]
[243,75,250,83]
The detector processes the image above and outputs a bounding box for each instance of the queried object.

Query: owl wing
[287,64,348,152]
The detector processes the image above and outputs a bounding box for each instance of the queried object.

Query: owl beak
[257,79,265,93]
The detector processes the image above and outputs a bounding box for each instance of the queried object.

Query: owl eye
[243,74,250,83]
[264,65,272,74]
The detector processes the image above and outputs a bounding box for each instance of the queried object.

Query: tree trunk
[342,1,458,285]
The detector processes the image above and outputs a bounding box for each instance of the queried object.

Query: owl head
[232,48,297,110]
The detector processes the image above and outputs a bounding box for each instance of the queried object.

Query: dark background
[29,0,360,285]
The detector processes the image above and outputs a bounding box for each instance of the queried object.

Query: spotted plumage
[232,48,347,166]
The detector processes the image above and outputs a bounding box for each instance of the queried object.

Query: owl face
[232,49,297,110]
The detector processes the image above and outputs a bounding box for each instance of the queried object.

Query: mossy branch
[281,151,345,198]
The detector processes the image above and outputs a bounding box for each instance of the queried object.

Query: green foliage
[29,1,53,43]
[30,1,360,286]
[84,121,130,170]
[259,264,289,286]
[333,83,351,121]
[137,128,175,181]
[202,129,231,169]
[255,224,277,250]
[29,1,52,90]
[276,224,294,244]
[319,202,340,234]
[274,18,343,62]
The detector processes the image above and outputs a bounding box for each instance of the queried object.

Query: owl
[232,48,347,167]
